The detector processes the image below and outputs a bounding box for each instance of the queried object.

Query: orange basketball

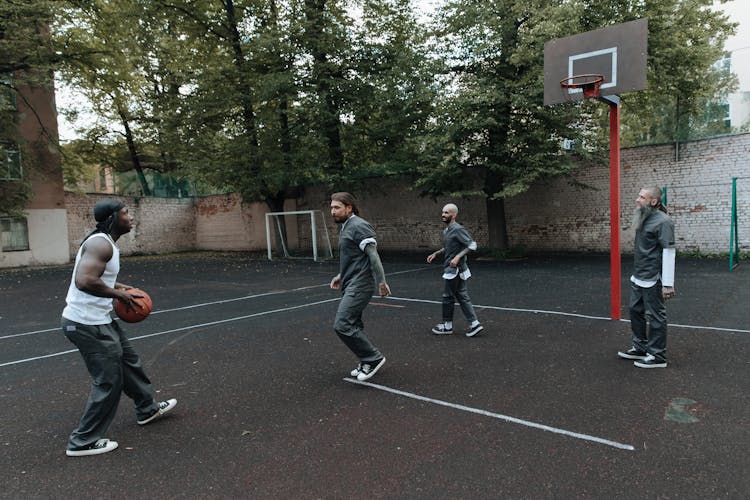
[113,288,153,323]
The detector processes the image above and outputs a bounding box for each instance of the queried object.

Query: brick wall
[297,180,487,253]
[65,193,196,257]
[501,135,749,253]
[62,133,750,260]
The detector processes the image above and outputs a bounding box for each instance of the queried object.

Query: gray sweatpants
[442,277,478,323]
[629,281,668,362]
[334,284,383,363]
[62,318,159,450]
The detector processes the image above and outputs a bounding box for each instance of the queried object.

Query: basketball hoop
[560,74,605,99]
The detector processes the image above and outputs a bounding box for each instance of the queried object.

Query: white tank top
[62,233,120,325]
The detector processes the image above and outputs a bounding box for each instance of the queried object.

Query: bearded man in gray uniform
[617,187,676,368]
[427,203,483,337]
[61,200,176,456]
[329,192,391,381]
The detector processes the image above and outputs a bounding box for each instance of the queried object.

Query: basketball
[113,288,153,323]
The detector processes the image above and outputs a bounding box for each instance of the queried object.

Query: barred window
[0,142,22,180]
[1,217,29,251]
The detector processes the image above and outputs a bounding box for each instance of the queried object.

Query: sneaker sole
[431,330,453,335]
[466,326,484,337]
[617,352,648,360]
[634,361,667,368]
[66,441,118,457]
[357,357,386,381]
[137,399,177,425]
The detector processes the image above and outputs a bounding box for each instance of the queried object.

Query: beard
[632,205,655,231]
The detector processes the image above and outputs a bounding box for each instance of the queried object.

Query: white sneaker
[66,438,119,457]
[634,354,667,368]
[137,398,177,425]
[431,324,453,335]
[466,324,484,337]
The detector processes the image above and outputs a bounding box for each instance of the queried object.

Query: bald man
[427,204,483,337]
[617,187,676,368]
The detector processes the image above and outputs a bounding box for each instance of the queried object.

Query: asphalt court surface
[1,252,749,498]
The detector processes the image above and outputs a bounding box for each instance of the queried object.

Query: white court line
[0,267,432,341]
[4,287,748,342]
[0,298,339,368]
[385,296,750,334]
[344,377,635,451]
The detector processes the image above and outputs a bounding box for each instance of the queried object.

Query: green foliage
[417,0,736,248]
[0,1,61,215]
[52,0,436,209]
[618,0,738,145]
[48,0,737,233]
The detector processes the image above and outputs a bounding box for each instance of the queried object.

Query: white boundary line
[344,378,635,451]
[0,267,433,341]
[4,286,748,343]
[0,298,339,368]
[385,297,750,334]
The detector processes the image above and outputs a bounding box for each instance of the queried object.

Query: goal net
[265,210,333,261]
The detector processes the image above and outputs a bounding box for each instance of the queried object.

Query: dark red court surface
[1,252,748,497]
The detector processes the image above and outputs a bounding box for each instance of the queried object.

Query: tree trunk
[223,0,260,173]
[304,0,344,171]
[484,169,508,251]
[117,105,151,196]
[486,196,509,251]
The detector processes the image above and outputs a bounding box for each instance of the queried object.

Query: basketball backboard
[544,19,648,105]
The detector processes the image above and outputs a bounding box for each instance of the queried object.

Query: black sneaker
[431,324,453,335]
[634,354,667,369]
[466,324,484,337]
[617,347,648,360]
[356,357,386,381]
[137,398,177,425]
[66,438,119,457]
[350,363,363,377]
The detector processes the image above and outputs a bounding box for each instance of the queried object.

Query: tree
[0,0,60,215]
[54,0,435,213]
[420,0,736,250]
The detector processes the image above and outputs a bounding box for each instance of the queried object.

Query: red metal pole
[609,101,621,320]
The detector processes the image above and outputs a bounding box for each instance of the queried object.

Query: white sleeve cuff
[468,241,477,251]
[662,247,676,286]
[359,237,377,252]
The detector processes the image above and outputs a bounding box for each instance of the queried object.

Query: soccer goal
[265,210,333,261]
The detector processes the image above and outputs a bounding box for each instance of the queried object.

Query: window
[0,142,22,180]
[0,74,16,111]
[1,217,29,251]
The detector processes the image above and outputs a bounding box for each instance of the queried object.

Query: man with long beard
[329,192,391,381]
[617,187,676,368]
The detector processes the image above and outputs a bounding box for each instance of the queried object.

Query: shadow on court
[1,252,748,498]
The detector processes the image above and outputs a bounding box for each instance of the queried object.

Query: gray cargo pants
[62,318,159,450]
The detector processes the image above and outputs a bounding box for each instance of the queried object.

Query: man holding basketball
[61,199,176,457]
[617,187,676,368]
[427,203,483,337]
[330,192,391,381]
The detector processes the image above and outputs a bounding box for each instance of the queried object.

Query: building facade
[0,75,70,267]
